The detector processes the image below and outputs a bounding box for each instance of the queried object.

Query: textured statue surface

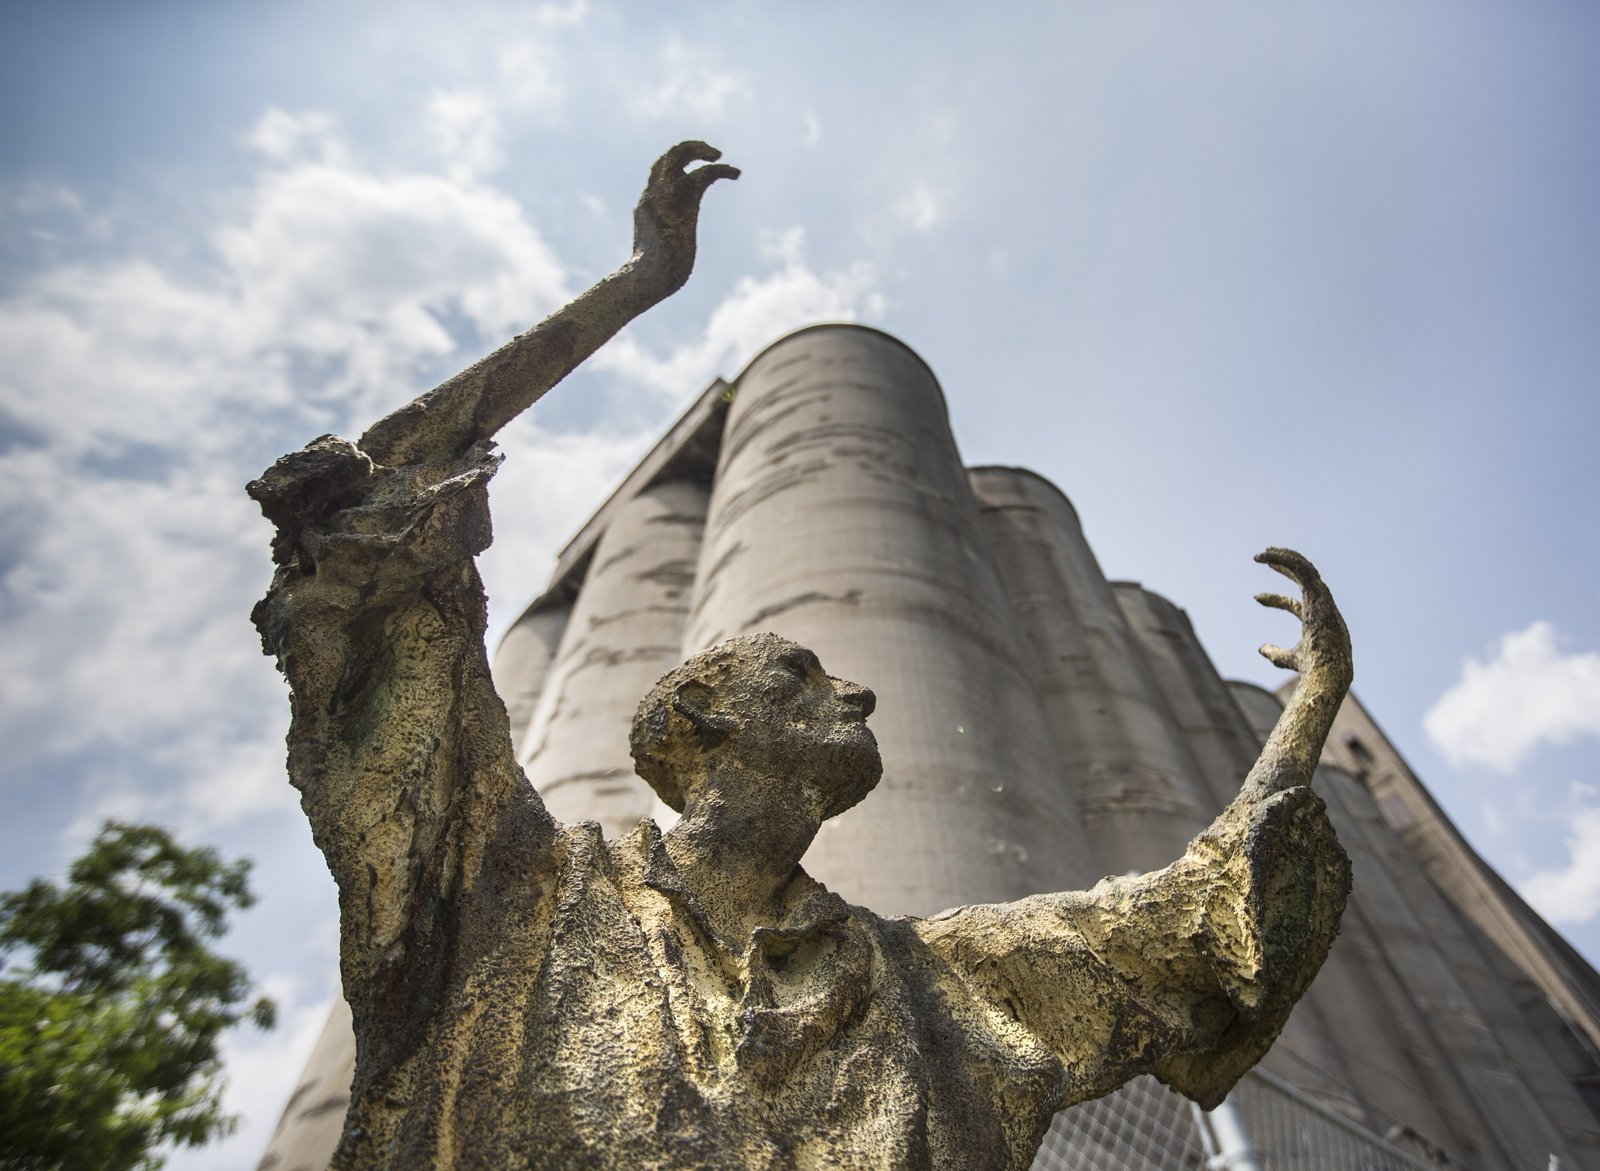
[250,144,1353,1171]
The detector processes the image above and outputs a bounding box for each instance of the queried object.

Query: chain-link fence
[1034,1076,1206,1169]
[1230,1068,1437,1171]
[1032,1069,1440,1171]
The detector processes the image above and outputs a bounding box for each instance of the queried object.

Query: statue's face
[737,640,882,822]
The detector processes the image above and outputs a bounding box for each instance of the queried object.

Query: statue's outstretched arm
[358,141,739,467]
[911,549,1352,1112]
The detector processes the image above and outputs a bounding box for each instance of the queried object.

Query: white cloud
[425,89,505,181]
[802,111,821,148]
[0,107,582,843]
[0,120,573,459]
[895,183,943,233]
[0,455,276,764]
[1,180,86,222]
[245,108,345,165]
[1423,622,1600,772]
[1521,805,1600,926]
[592,226,884,398]
[497,40,566,111]
[213,151,570,392]
[632,40,745,122]
[0,181,112,248]
[535,0,589,27]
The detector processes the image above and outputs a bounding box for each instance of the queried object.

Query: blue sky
[3,2,1598,1166]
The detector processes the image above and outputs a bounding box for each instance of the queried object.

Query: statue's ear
[673,679,736,749]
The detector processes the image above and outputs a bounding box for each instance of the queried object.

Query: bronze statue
[250,142,1352,1170]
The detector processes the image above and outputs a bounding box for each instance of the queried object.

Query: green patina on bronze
[249,144,1352,1170]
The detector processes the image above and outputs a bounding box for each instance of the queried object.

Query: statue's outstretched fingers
[1255,547,1319,587]
[689,162,741,194]
[1259,642,1301,671]
[1255,592,1304,618]
[656,140,721,180]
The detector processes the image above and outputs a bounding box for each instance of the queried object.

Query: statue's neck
[662,777,820,944]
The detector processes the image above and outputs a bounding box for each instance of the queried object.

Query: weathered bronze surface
[250,143,1352,1170]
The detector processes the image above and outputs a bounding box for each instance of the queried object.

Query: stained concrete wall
[966,469,1203,874]
[494,603,569,758]
[1332,755,1595,1165]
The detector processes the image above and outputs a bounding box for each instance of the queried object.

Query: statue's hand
[631,140,740,297]
[1253,547,1352,692]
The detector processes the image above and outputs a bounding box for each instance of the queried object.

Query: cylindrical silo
[492,602,570,758]
[1113,585,1270,813]
[682,325,1094,913]
[966,468,1204,873]
[521,479,709,838]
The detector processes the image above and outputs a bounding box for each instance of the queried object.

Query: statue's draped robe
[250,438,1350,1171]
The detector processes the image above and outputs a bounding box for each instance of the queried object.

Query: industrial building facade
[259,325,1600,1170]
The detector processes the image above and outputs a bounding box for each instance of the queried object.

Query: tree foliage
[0,822,275,1171]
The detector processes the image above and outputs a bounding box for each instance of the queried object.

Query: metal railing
[1032,1069,1440,1171]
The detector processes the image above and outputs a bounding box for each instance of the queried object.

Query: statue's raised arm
[360,141,738,467]
[909,548,1353,1125]
[246,145,734,1129]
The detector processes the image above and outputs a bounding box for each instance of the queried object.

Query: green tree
[0,821,276,1171]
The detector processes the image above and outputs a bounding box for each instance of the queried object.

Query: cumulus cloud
[895,183,943,233]
[534,0,589,27]
[0,106,579,840]
[632,39,746,122]
[425,89,506,181]
[0,458,276,764]
[1423,622,1600,772]
[593,225,884,398]
[801,111,822,148]
[0,95,884,860]
[213,143,570,424]
[245,108,345,165]
[497,40,566,111]
[1521,804,1600,926]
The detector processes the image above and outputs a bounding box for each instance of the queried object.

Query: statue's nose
[837,680,876,718]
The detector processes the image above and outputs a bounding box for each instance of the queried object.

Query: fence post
[1191,1095,1265,1171]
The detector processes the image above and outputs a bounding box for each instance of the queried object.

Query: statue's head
[630,633,881,823]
